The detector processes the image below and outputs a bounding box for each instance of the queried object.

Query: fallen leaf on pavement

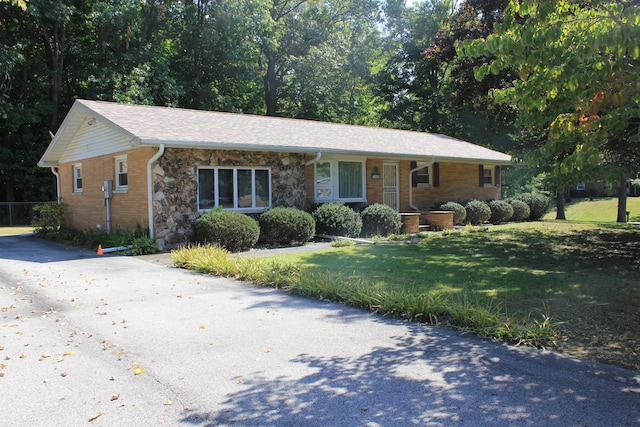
[88,413,102,422]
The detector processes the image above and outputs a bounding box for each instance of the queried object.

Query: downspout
[409,158,435,212]
[50,167,61,203]
[147,144,165,239]
[305,152,322,166]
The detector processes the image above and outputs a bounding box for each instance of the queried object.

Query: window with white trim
[198,167,271,212]
[483,166,494,186]
[115,155,128,191]
[416,164,431,188]
[73,164,83,193]
[314,157,366,203]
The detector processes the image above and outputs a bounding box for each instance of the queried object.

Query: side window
[483,166,493,186]
[115,155,128,191]
[416,165,430,187]
[315,161,333,201]
[73,164,83,193]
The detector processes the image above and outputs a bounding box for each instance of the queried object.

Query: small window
[198,167,271,212]
[576,183,585,190]
[483,166,493,186]
[73,164,83,193]
[315,161,333,200]
[115,155,128,190]
[416,166,430,188]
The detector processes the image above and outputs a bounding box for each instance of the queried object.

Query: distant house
[38,100,511,249]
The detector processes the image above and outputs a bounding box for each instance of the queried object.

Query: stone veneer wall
[153,148,307,249]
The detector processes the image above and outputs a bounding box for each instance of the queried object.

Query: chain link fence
[0,202,51,226]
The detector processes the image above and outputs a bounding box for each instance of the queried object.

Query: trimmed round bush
[312,202,362,238]
[508,199,530,222]
[439,201,467,225]
[518,193,551,220]
[360,203,402,237]
[488,200,514,224]
[465,200,491,225]
[191,209,260,252]
[258,207,315,245]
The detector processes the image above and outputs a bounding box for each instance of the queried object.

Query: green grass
[543,196,640,222]
[173,221,640,371]
[0,226,33,235]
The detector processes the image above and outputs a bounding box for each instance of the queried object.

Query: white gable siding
[58,115,134,163]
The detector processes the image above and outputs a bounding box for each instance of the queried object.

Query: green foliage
[360,203,402,237]
[126,236,159,255]
[32,202,68,238]
[191,208,259,252]
[464,200,491,225]
[461,0,640,211]
[312,203,362,238]
[32,220,158,255]
[518,193,551,221]
[258,207,315,245]
[438,201,467,225]
[488,199,514,224]
[507,198,531,222]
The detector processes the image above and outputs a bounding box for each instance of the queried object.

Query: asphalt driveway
[0,235,638,426]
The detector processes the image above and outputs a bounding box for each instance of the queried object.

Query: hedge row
[190,194,551,252]
[436,193,551,225]
[190,202,402,252]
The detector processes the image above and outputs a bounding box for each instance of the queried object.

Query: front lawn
[173,221,640,371]
[543,196,640,222]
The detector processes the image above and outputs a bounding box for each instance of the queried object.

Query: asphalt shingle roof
[44,100,512,165]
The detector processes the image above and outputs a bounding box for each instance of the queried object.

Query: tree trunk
[264,56,278,116]
[555,189,566,220]
[617,174,627,222]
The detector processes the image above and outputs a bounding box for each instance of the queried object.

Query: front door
[382,162,399,211]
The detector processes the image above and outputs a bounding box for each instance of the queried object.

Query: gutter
[50,167,61,203]
[147,144,165,239]
[305,152,322,166]
[409,159,434,212]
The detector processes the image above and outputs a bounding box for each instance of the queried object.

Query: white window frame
[72,164,83,194]
[197,167,272,213]
[313,156,367,203]
[483,165,494,187]
[576,183,586,190]
[115,155,128,192]
[415,163,431,189]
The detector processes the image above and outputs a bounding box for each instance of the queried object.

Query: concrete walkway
[0,235,638,426]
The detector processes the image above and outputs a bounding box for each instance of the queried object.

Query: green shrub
[518,193,551,220]
[259,207,315,245]
[312,203,362,238]
[465,200,491,225]
[508,199,531,222]
[32,202,69,238]
[360,203,402,237]
[191,208,260,252]
[438,201,467,225]
[488,200,514,224]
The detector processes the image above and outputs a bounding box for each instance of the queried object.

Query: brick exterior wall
[409,162,502,210]
[305,158,502,212]
[59,147,153,232]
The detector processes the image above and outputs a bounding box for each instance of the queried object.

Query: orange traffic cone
[97,244,104,255]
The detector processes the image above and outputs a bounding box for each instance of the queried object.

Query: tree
[462,0,640,221]
[376,0,457,132]
[424,0,519,151]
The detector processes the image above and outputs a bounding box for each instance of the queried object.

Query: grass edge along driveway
[173,221,640,372]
